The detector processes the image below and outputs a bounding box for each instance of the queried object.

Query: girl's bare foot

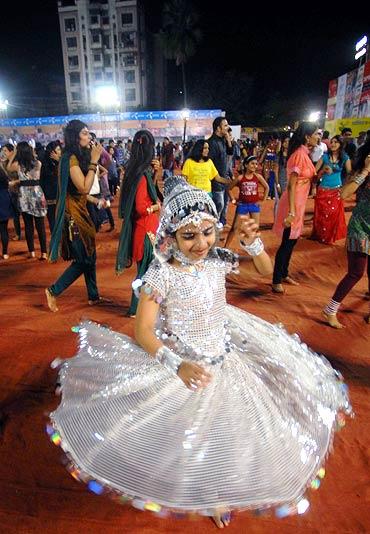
[282,276,299,286]
[28,251,36,259]
[212,510,231,529]
[272,283,284,293]
[45,288,58,312]
[322,311,344,329]
[3,254,9,260]
[39,252,48,261]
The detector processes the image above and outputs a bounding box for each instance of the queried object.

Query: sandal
[88,296,112,306]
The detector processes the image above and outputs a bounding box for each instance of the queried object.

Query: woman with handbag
[7,141,48,259]
[46,120,105,312]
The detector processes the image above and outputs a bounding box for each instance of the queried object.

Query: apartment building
[57,0,148,113]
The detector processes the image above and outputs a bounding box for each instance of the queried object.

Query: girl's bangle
[353,174,367,185]
[288,212,295,217]
[155,345,182,375]
[240,237,264,257]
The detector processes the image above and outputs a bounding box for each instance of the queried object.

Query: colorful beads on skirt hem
[45,419,346,521]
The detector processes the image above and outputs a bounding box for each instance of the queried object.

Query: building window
[125,88,136,102]
[121,13,133,25]
[105,72,113,81]
[69,72,80,84]
[71,92,81,101]
[90,15,99,24]
[93,53,101,62]
[104,55,111,67]
[92,34,100,44]
[68,56,79,68]
[124,54,136,66]
[102,16,109,25]
[94,72,103,81]
[65,18,76,32]
[102,34,110,48]
[124,70,135,83]
[66,37,77,49]
[121,32,135,48]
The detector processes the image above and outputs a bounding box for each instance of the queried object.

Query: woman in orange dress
[272,123,320,293]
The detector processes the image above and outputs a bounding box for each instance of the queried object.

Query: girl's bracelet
[240,237,264,257]
[353,174,367,185]
[155,345,182,375]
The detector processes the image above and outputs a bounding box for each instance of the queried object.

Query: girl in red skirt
[312,135,352,244]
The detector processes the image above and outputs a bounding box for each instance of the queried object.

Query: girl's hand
[151,158,160,172]
[364,154,370,173]
[90,143,103,164]
[237,217,260,246]
[322,165,332,175]
[283,214,295,227]
[177,361,212,391]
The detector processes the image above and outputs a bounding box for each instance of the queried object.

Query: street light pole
[181,108,190,145]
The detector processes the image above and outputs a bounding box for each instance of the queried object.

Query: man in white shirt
[310,129,328,164]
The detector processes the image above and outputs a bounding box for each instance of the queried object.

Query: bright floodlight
[356,35,367,52]
[0,98,9,111]
[355,48,367,61]
[308,111,320,122]
[180,108,190,120]
[95,86,119,108]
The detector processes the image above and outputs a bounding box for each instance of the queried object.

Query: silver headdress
[154,176,219,262]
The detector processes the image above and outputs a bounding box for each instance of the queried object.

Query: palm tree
[159,0,202,108]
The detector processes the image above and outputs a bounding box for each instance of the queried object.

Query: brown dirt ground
[0,197,369,534]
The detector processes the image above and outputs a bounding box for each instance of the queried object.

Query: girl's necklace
[172,249,205,275]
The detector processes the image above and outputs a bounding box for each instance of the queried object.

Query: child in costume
[225,155,269,248]
[49,176,350,529]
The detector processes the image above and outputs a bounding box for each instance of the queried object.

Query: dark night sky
[0,1,368,123]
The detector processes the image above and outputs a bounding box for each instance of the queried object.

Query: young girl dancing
[323,143,370,328]
[48,177,350,528]
[225,155,268,247]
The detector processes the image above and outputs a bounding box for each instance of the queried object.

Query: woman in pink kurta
[272,123,320,292]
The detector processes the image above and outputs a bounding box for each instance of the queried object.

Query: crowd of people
[1,116,369,529]
[1,119,369,328]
